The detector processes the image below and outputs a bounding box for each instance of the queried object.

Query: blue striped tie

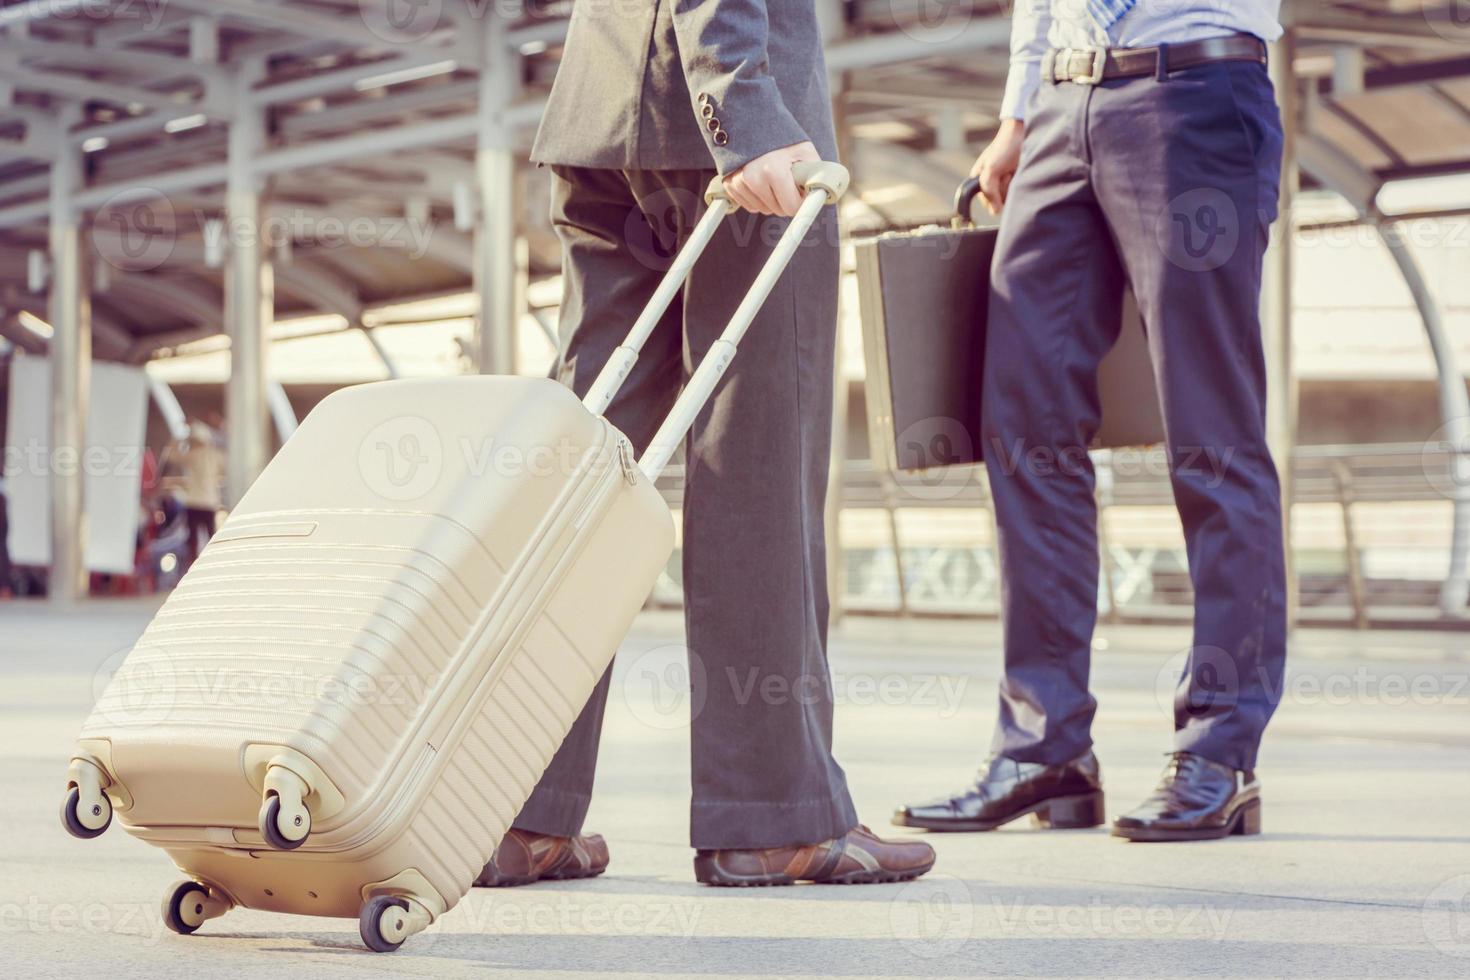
[1088,0,1135,33]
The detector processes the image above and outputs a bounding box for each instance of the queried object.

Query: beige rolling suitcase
[61,163,851,953]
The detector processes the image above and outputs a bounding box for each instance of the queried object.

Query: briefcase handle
[953,177,982,227]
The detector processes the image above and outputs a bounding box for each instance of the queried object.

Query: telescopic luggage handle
[580,161,851,481]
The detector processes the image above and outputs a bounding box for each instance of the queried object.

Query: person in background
[175,418,225,572]
[895,0,1287,842]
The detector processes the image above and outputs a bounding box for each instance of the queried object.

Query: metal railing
[650,443,1470,629]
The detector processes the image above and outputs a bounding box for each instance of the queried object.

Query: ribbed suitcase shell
[75,376,674,921]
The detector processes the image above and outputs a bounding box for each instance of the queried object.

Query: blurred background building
[2,0,1470,629]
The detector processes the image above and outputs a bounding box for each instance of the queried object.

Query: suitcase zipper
[617,438,639,485]
[570,437,627,530]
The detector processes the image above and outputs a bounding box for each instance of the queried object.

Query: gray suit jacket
[531,0,838,175]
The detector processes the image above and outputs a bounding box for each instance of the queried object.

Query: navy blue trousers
[983,58,1287,771]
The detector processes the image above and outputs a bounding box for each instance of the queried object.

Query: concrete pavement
[2,599,1468,978]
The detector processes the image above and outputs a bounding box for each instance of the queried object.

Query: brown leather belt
[1042,33,1267,86]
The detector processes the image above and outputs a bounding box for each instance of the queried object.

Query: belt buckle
[1042,48,1060,84]
[1073,46,1107,85]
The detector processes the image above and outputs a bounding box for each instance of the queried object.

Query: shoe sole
[893,790,1106,833]
[694,858,936,888]
[1111,799,1261,842]
[696,863,934,887]
[476,867,606,888]
[545,867,607,881]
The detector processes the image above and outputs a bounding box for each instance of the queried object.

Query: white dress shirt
[1000,1,1283,120]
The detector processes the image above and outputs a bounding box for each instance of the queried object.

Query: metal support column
[473,8,520,376]
[48,107,90,603]
[267,380,299,443]
[1328,460,1369,629]
[361,326,402,380]
[826,259,850,625]
[225,63,272,504]
[1262,28,1299,626]
[935,105,966,154]
[1095,451,1121,624]
[1377,222,1470,616]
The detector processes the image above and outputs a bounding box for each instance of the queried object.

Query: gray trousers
[511,166,859,850]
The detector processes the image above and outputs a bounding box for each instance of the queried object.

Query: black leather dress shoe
[1112,752,1261,842]
[893,750,1105,832]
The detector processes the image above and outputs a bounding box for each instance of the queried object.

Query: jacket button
[701,103,715,119]
[713,130,729,146]
[698,93,711,106]
[706,117,721,132]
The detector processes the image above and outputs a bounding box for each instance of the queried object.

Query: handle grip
[705,160,851,207]
[954,177,982,225]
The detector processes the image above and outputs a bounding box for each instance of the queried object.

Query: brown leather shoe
[474,828,609,887]
[694,825,935,887]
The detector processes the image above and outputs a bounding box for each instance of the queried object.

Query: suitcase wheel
[162,880,231,936]
[360,895,430,953]
[60,784,112,840]
[259,793,312,850]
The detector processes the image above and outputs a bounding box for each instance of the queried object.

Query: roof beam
[106,273,228,359]
[1362,56,1470,93]
[90,5,202,46]
[0,61,201,115]
[825,16,1011,71]
[0,143,45,165]
[283,202,474,274]
[273,78,479,139]
[0,197,46,228]
[0,0,94,29]
[273,261,363,323]
[254,53,471,107]
[1296,132,1380,216]
[109,274,224,326]
[0,105,56,161]
[1293,7,1469,55]
[0,171,49,200]
[0,37,222,85]
[254,112,479,175]
[167,0,408,53]
[0,310,47,354]
[85,308,137,361]
[0,307,135,361]
[62,110,211,146]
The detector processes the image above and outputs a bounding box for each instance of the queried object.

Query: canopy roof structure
[0,0,1467,358]
[2,0,1470,609]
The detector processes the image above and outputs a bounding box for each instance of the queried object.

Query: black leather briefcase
[856,179,1165,473]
